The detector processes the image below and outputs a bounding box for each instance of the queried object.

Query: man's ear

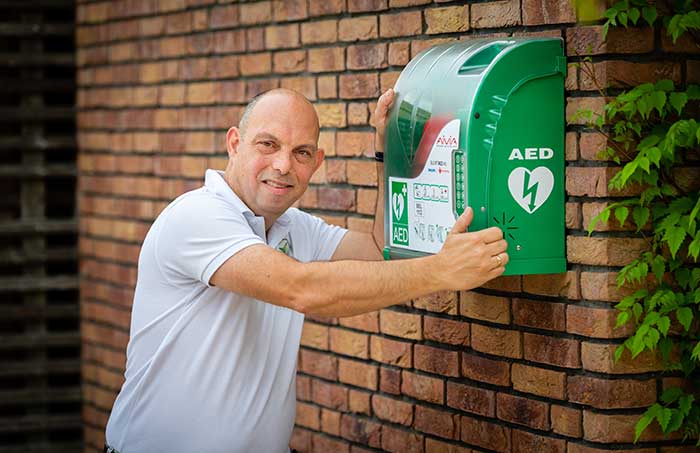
[313,148,325,172]
[226,127,241,158]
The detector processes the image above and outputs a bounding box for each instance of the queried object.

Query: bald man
[104,89,508,453]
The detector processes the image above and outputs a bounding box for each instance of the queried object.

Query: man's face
[226,93,324,221]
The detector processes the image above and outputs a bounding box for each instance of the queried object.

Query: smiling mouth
[263,180,294,189]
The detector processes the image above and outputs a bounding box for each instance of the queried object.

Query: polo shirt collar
[203,169,292,245]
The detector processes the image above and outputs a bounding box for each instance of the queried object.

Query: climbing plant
[573,0,700,445]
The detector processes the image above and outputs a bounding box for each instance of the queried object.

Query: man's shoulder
[162,187,243,220]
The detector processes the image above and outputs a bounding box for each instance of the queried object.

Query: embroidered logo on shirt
[277,238,292,256]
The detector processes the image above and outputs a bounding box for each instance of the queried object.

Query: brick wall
[75,1,699,452]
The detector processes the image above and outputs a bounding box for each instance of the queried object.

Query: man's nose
[271,150,292,174]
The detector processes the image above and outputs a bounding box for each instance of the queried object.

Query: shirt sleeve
[155,194,265,286]
[292,209,348,262]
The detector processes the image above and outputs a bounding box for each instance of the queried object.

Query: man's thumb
[450,207,473,234]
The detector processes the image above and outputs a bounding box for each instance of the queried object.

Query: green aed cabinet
[383,38,567,275]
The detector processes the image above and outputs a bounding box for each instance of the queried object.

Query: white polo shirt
[105,170,346,453]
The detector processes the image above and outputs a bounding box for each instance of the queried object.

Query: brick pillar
[76,1,700,452]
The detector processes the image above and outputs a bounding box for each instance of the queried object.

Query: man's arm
[210,208,509,318]
[331,89,392,261]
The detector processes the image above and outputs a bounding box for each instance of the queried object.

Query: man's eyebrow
[251,132,280,142]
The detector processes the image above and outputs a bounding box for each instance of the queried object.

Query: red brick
[471,0,520,28]
[308,47,345,73]
[424,438,472,453]
[209,4,238,29]
[446,382,495,417]
[339,311,378,333]
[512,430,566,453]
[512,298,566,331]
[321,408,341,436]
[568,376,656,409]
[239,1,271,25]
[318,187,355,211]
[425,6,469,34]
[273,50,306,73]
[340,414,381,448]
[381,426,423,453]
[311,433,349,453]
[401,370,443,404]
[551,404,582,438]
[511,363,566,399]
[370,335,412,367]
[312,379,348,410]
[371,394,412,425]
[330,328,369,359]
[461,352,510,386]
[300,349,338,380]
[388,41,410,66]
[265,24,299,50]
[390,0,430,5]
[581,342,663,374]
[338,358,377,390]
[301,322,328,350]
[357,188,376,215]
[481,275,523,293]
[423,316,469,346]
[336,131,374,157]
[379,309,421,340]
[523,0,575,25]
[380,11,422,38]
[317,76,337,99]
[567,304,634,339]
[296,402,320,430]
[583,202,642,232]
[310,0,345,15]
[523,333,580,368]
[273,0,307,21]
[566,25,654,56]
[316,103,346,128]
[568,444,655,453]
[280,76,316,101]
[583,411,673,443]
[339,73,379,99]
[522,270,579,299]
[347,43,387,70]
[471,324,521,358]
[339,16,378,42]
[460,415,511,452]
[497,393,549,430]
[414,344,459,377]
[414,405,458,440]
[239,53,271,76]
[566,97,606,126]
[301,19,337,44]
[460,291,510,324]
[380,367,401,395]
[349,0,388,13]
[567,236,649,267]
[346,160,376,186]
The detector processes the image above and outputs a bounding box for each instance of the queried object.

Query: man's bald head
[238,88,319,140]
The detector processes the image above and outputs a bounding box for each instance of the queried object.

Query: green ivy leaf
[661,387,684,404]
[614,344,626,363]
[679,394,695,416]
[663,226,687,258]
[615,206,630,227]
[642,6,657,26]
[655,80,675,92]
[632,206,650,231]
[628,7,640,24]
[689,236,700,261]
[687,85,700,101]
[657,315,671,336]
[616,311,631,328]
[691,341,700,361]
[669,92,688,115]
[651,255,665,282]
[676,306,693,331]
[635,405,658,442]
[657,407,673,432]
[650,91,667,117]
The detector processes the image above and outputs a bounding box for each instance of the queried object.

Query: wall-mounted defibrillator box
[383,38,567,275]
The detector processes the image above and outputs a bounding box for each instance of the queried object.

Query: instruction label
[389,119,462,253]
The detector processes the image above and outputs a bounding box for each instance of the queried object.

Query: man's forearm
[372,161,385,252]
[292,255,442,318]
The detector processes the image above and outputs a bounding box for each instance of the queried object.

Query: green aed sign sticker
[390,180,409,246]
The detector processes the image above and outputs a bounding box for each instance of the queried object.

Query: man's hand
[432,207,509,291]
[372,89,395,152]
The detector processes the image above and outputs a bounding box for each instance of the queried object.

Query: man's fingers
[450,207,473,235]
[486,239,508,256]
[478,226,504,243]
[377,88,394,113]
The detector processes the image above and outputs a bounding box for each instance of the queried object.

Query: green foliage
[576,1,700,445]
